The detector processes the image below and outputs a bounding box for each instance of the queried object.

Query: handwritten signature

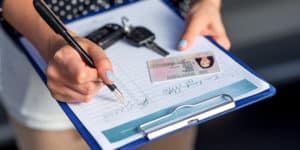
[162,75,219,96]
[102,75,219,121]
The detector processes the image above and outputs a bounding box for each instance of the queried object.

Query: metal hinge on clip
[138,94,236,140]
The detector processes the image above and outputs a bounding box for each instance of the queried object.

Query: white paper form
[20,1,270,149]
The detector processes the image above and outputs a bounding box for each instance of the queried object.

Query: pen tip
[113,88,125,103]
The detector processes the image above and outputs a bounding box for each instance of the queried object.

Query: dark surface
[0,143,17,150]
[195,81,300,150]
[233,32,300,71]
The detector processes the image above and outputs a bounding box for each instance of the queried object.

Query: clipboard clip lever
[138,94,236,140]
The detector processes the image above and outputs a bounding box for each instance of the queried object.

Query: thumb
[178,17,206,51]
[86,40,114,84]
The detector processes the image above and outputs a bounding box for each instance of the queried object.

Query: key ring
[121,16,131,33]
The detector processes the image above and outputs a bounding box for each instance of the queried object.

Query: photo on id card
[147,52,220,83]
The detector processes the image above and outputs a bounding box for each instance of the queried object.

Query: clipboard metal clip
[138,94,236,140]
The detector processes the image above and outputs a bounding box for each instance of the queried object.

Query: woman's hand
[178,0,231,51]
[3,0,115,103]
[46,36,114,103]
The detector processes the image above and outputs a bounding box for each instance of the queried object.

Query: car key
[86,23,125,49]
[125,26,169,57]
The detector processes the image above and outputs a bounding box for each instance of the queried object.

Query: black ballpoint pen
[33,0,124,102]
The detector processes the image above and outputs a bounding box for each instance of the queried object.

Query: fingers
[178,14,206,51]
[46,38,111,103]
[47,59,104,102]
[52,46,99,83]
[47,78,103,103]
[85,40,114,84]
[178,1,231,51]
[46,63,100,95]
[179,15,231,51]
[211,20,231,50]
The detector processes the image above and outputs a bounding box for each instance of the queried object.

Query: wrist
[47,34,63,62]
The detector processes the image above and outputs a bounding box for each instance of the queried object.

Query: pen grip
[107,84,117,91]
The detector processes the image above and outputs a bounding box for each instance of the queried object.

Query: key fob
[86,23,125,49]
[126,26,155,47]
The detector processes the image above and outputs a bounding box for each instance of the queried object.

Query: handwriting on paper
[102,96,151,121]
[101,74,219,121]
[162,75,219,96]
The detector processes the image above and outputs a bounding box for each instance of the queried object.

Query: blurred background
[195,0,300,150]
[1,0,300,149]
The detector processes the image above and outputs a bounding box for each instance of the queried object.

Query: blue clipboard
[1,0,276,149]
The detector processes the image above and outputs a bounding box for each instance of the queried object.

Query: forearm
[2,0,60,62]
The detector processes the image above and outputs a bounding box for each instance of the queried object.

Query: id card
[147,52,220,82]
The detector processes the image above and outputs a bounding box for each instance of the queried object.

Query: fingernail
[178,40,187,49]
[105,71,115,82]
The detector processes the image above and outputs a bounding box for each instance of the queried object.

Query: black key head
[86,23,125,49]
[126,26,155,47]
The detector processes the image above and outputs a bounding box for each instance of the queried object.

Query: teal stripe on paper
[103,79,257,143]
